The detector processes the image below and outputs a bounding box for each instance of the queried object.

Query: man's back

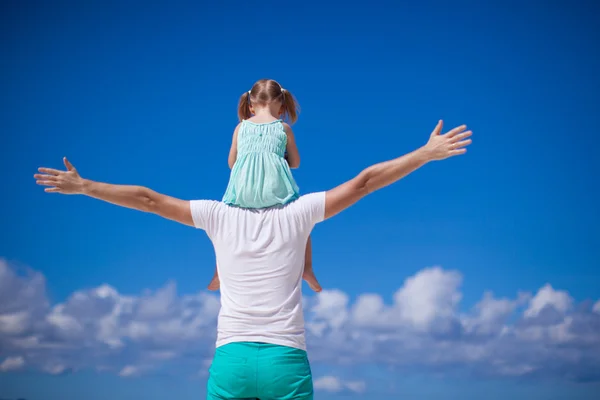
[190,192,326,350]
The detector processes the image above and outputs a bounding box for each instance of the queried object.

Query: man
[34,121,472,400]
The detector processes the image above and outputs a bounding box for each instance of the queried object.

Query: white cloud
[462,291,528,336]
[393,267,462,330]
[344,380,366,393]
[313,375,342,392]
[313,375,366,393]
[345,267,464,333]
[43,364,68,375]
[305,268,600,380]
[0,356,25,371]
[310,289,349,330]
[352,293,384,324]
[0,311,30,335]
[524,284,573,318]
[1,258,600,385]
[119,365,139,377]
[0,258,220,377]
[0,259,49,337]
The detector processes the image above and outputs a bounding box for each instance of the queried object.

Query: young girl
[207,78,322,292]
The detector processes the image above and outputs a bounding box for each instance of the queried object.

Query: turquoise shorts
[207,342,313,400]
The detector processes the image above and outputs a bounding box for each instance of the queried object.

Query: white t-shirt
[190,192,326,351]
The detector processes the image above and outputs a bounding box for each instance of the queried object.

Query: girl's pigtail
[281,89,300,124]
[238,91,252,122]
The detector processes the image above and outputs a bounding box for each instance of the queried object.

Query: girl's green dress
[222,119,300,208]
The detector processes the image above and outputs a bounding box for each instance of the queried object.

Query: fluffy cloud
[1,260,600,383]
[0,259,219,376]
[524,284,573,318]
[306,267,600,381]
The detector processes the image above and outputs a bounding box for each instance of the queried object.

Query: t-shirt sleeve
[290,192,326,227]
[189,200,221,234]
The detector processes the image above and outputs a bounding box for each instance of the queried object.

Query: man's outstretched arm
[34,157,194,226]
[324,120,472,219]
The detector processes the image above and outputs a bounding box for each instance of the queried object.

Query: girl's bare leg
[302,235,322,292]
[207,266,220,291]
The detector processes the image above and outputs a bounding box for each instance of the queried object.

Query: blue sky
[1,0,599,399]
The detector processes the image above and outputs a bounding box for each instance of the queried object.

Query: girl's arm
[283,123,300,169]
[228,124,241,169]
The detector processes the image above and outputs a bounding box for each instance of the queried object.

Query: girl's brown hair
[237,79,300,124]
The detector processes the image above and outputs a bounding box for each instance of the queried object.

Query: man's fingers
[36,180,57,187]
[38,167,62,175]
[63,157,75,171]
[444,125,468,138]
[450,139,472,149]
[450,148,467,156]
[44,187,62,193]
[34,174,57,181]
[430,120,443,137]
[450,131,472,142]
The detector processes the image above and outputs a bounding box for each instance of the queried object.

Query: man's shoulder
[189,199,230,229]
[190,199,224,209]
[279,192,327,220]
[192,193,326,215]
[289,192,327,207]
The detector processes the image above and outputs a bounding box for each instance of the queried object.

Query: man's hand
[34,157,194,226]
[422,120,472,161]
[34,157,85,194]
[323,120,473,219]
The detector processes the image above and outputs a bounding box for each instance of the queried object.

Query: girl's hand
[423,120,472,161]
[34,157,85,194]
